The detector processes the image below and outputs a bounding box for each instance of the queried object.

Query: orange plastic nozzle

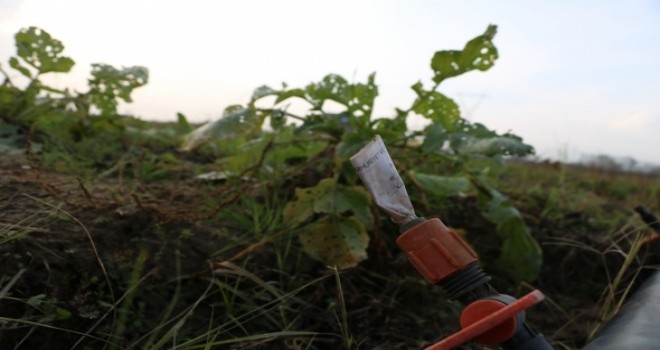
[396,218,478,284]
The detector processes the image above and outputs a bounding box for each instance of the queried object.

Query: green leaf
[87,64,148,115]
[284,178,373,268]
[274,74,378,140]
[9,57,32,78]
[180,105,265,151]
[421,123,447,154]
[410,172,470,199]
[371,110,408,142]
[304,74,349,110]
[27,294,46,306]
[0,86,20,107]
[412,82,461,130]
[55,307,72,320]
[477,183,542,282]
[252,85,276,101]
[460,135,534,157]
[436,118,534,158]
[298,215,369,269]
[275,88,305,104]
[176,112,191,132]
[215,136,273,173]
[336,129,377,159]
[266,128,326,167]
[431,25,498,83]
[0,123,26,154]
[345,72,378,121]
[498,216,542,281]
[269,109,286,130]
[294,112,350,139]
[283,178,373,228]
[14,27,75,74]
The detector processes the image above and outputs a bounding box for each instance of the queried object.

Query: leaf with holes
[303,74,350,110]
[431,25,498,83]
[9,57,32,79]
[298,215,369,269]
[344,72,378,121]
[277,73,378,122]
[412,82,461,131]
[14,27,74,74]
[87,64,148,115]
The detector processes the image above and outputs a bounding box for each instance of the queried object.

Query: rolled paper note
[350,135,417,226]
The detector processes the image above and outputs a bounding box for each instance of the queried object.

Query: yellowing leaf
[298,216,369,269]
[284,178,373,268]
[283,178,373,228]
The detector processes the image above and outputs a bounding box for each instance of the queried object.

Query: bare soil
[1,155,658,349]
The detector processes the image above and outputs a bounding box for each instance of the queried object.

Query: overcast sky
[1,0,659,163]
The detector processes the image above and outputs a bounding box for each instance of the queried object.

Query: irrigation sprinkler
[351,135,553,350]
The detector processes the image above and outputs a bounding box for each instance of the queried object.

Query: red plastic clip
[426,290,545,350]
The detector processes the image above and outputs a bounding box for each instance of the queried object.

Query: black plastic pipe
[585,206,660,349]
[583,269,660,349]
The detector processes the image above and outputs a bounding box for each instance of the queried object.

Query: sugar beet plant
[184,25,542,282]
[0,27,148,148]
[0,25,542,282]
